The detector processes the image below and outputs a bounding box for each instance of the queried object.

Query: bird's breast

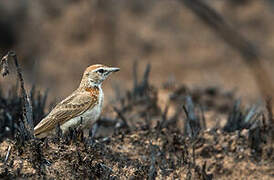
[60,87,104,132]
[80,90,104,127]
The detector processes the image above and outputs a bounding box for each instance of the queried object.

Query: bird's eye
[98,69,105,74]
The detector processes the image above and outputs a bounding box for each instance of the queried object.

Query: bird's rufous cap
[84,64,120,73]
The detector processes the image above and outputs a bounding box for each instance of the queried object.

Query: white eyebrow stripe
[92,67,108,72]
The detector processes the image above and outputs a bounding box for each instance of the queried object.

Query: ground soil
[0,82,273,179]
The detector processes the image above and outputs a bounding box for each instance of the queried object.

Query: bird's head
[80,64,120,88]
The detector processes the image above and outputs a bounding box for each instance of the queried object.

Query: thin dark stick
[1,51,34,135]
[158,104,169,130]
[142,63,151,89]
[133,60,138,91]
[113,107,130,129]
[199,105,206,130]
[148,143,157,180]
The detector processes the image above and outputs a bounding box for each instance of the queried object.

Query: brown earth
[0,128,273,179]
[0,75,273,179]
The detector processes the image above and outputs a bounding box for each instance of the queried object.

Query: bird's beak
[108,67,120,72]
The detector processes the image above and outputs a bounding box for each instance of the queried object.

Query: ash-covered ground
[0,64,273,179]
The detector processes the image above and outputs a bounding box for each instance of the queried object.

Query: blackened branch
[1,51,34,137]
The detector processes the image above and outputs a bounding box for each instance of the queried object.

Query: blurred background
[1,0,274,105]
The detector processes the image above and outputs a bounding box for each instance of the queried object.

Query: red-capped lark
[34,64,120,138]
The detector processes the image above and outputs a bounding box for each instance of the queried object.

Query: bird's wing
[34,91,98,136]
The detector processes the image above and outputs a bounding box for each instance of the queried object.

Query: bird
[34,64,120,138]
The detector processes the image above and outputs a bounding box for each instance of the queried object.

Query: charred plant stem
[113,107,130,129]
[1,51,34,136]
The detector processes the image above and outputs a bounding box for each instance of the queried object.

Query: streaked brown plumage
[34,64,119,138]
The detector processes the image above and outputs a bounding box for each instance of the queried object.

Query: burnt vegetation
[0,54,273,179]
[0,0,274,179]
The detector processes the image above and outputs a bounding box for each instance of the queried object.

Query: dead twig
[1,51,34,138]
[157,104,169,130]
[148,143,157,180]
[133,63,151,97]
[113,107,130,130]
[133,60,138,91]
[266,98,274,126]
[266,98,274,141]
[183,96,201,138]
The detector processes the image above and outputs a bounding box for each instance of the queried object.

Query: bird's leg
[90,122,99,138]
[88,122,99,145]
